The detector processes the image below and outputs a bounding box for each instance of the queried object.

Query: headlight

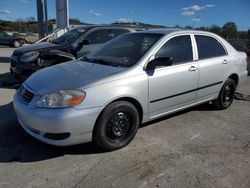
[36,90,86,108]
[20,51,40,63]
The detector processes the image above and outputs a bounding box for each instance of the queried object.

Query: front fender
[74,73,149,115]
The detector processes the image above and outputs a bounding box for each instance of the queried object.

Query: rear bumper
[238,70,248,87]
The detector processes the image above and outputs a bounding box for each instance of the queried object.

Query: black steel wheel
[213,78,236,110]
[93,101,140,151]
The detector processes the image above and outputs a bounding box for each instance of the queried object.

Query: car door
[194,35,229,102]
[77,29,109,57]
[148,34,199,118]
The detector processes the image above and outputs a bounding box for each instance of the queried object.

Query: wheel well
[20,38,28,44]
[112,97,143,123]
[92,97,143,139]
[228,74,239,86]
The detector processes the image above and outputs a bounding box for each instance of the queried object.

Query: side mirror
[78,39,90,48]
[71,40,91,58]
[146,57,173,70]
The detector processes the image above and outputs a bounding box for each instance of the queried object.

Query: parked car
[24,32,39,43]
[9,25,139,82]
[13,29,248,151]
[0,31,27,47]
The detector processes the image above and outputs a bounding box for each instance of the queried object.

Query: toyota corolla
[13,29,248,151]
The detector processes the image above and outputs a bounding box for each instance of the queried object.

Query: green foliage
[222,21,238,39]
[210,25,222,35]
[184,25,193,29]
[245,48,250,56]
[69,18,81,25]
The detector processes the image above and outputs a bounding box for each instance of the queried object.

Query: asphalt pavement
[0,46,250,188]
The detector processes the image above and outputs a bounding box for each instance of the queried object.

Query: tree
[196,26,209,31]
[69,18,81,25]
[222,22,237,39]
[26,17,36,22]
[184,25,193,30]
[247,29,250,48]
[209,25,222,35]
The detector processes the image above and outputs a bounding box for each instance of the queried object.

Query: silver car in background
[13,29,248,151]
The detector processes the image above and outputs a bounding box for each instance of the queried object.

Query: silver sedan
[14,29,248,151]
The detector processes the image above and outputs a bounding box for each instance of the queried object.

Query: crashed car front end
[10,51,41,81]
[10,50,75,82]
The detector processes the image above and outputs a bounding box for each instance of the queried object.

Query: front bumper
[13,92,104,146]
[10,56,40,81]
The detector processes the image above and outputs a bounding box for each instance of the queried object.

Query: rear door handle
[222,59,228,64]
[189,66,198,71]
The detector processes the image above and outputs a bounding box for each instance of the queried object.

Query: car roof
[134,28,220,36]
[70,25,142,31]
[135,28,182,34]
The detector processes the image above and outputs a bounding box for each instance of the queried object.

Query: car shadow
[141,103,216,128]
[0,72,10,81]
[0,101,217,163]
[0,56,10,63]
[0,102,104,163]
[0,72,20,89]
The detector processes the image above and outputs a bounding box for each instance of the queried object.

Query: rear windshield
[84,33,163,68]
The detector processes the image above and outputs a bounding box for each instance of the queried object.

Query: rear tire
[213,78,236,110]
[13,40,21,48]
[93,101,139,151]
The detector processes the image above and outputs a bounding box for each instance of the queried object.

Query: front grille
[10,60,17,68]
[20,85,34,104]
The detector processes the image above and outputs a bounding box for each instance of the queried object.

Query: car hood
[25,59,125,95]
[13,42,61,56]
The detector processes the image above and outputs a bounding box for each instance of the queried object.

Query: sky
[0,0,249,30]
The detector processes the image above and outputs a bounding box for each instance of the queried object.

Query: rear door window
[195,35,227,60]
[86,29,109,44]
[109,29,130,39]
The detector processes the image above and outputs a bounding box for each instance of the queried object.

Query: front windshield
[84,33,163,68]
[52,28,86,45]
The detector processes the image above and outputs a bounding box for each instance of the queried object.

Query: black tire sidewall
[217,78,236,109]
[94,101,140,151]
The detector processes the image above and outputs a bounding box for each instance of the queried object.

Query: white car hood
[25,59,125,95]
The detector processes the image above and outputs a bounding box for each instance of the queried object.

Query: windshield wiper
[91,58,110,65]
[81,57,105,64]
[81,56,91,62]
[81,57,121,67]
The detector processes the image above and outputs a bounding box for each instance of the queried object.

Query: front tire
[213,78,236,110]
[93,101,140,151]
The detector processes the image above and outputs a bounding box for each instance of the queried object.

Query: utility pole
[44,0,48,35]
[56,0,69,29]
[36,0,48,38]
[37,0,68,38]
[37,0,44,39]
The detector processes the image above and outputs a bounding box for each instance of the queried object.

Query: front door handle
[189,66,198,71]
[222,59,228,64]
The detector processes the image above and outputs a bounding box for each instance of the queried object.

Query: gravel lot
[0,47,250,188]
